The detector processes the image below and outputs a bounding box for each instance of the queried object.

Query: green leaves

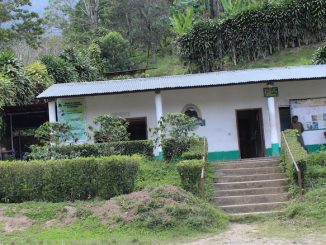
[178,0,326,72]
[171,6,194,35]
[313,39,326,64]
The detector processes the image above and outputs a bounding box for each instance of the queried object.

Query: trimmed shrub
[163,137,207,162]
[305,151,326,189]
[177,160,205,194]
[0,156,141,203]
[29,140,154,160]
[281,130,308,192]
[181,137,208,160]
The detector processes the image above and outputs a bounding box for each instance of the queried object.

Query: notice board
[290,98,326,131]
[57,99,87,141]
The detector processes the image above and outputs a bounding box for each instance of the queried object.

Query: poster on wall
[57,100,87,142]
[290,98,326,131]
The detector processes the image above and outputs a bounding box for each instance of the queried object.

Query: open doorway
[126,117,148,140]
[236,109,265,159]
[279,107,291,131]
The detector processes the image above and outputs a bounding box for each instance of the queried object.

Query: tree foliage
[0,0,44,48]
[178,0,326,72]
[89,114,130,143]
[313,40,326,65]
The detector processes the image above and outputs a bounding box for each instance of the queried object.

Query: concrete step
[222,157,277,163]
[216,166,283,176]
[215,179,289,190]
[219,201,288,214]
[216,186,289,197]
[216,161,280,170]
[214,193,288,206]
[215,173,286,183]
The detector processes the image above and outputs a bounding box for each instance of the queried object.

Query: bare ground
[176,223,326,245]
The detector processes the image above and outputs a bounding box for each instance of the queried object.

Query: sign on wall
[263,87,279,97]
[57,100,87,141]
[290,98,326,131]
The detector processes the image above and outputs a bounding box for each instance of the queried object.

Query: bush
[0,156,141,203]
[313,40,326,64]
[281,130,308,193]
[177,160,205,195]
[29,140,154,160]
[305,151,326,188]
[162,138,191,161]
[181,137,208,160]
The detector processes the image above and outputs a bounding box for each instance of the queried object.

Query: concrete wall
[56,79,326,160]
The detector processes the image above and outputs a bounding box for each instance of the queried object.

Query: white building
[38,65,326,161]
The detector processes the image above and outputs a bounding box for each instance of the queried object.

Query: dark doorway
[127,117,148,140]
[279,107,291,131]
[236,109,265,159]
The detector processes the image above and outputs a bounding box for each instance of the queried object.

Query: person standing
[290,116,305,148]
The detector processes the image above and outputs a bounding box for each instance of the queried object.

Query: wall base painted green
[306,144,326,153]
[208,151,240,161]
[154,152,164,160]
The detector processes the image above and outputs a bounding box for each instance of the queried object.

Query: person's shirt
[290,122,305,134]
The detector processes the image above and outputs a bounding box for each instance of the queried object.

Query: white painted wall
[55,79,326,154]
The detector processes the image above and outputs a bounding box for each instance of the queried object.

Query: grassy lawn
[146,55,188,77]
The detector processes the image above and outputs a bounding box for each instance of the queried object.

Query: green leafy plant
[171,6,194,35]
[179,0,326,72]
[313,40,326,64]
[89,114,130,143]
[150,113,199,161]
[0,155,141,203]
[29,140,154,160]
[177,160,205,194]
[35,122,78,146]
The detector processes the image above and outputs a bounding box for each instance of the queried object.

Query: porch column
[155,91,163,158]
[48,101,57,123]
[267,97,280,156]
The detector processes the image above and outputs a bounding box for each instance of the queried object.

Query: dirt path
[177,223,326,245]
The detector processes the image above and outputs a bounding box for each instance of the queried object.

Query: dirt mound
[90,185,228,231]
[0,208,34,233]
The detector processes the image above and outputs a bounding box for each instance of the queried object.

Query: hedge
[179,0,326,72]
[162,137,207,162]
[29,140,154,160]
[305,151,326,189]
[181,137,208,160]
[0,156,141,203]
[281,129,308,192]
[177,160,205,195]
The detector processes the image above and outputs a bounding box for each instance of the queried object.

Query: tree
[220,0,259,15]
[99,32,132,72]
[0,0,44,48]
[41,55,78,84]
[88,114,130,143]
[171,6,194,35]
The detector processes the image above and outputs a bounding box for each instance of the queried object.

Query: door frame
[235,108,266,158]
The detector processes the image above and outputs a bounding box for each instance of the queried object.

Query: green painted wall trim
[154,152,164,160]
[306,144,326,153]
[208,151,240,161]
[271,143,281,156]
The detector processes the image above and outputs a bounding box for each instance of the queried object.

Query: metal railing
[281,131,303,197]
[199,137,207,199]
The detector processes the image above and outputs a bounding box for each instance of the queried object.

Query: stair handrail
[281,131,303,197]
[199,137,207,199]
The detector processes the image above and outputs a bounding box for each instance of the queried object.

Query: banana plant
[220,0,259,15]
[171,6,194,35]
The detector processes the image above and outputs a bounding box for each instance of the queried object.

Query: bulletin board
[57,99,87,141]
[290,98,326,131]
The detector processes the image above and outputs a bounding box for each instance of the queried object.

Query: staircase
[214,157,289,215]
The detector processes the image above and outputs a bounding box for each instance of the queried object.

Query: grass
[146,55,188,77]
[0,160,228,245]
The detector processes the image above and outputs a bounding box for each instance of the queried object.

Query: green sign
[57,100,87,142]
[264,87,279,97]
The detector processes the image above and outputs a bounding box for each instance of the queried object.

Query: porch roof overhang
[37,65,326,99]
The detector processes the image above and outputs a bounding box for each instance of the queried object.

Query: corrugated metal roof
[38,65,326,99]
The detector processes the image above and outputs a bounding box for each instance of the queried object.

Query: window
[182,104,201,119]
